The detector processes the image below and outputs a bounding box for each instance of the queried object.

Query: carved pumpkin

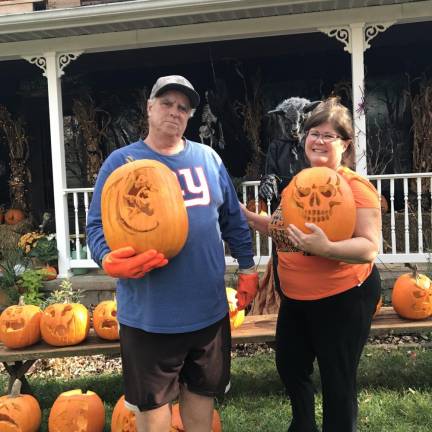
[48,389,105,432]
[101,159,188,259]
[111,395,136,432]
[0,379,41,432]
[0,297,42,349]
[40,265,57,281]
[40,303,90,346]
[391,268,432,320]
[281,167,356,241]
[170,403,222,431]
[93,298,119,341]
[4,209,25,225]
[226,287,245,329]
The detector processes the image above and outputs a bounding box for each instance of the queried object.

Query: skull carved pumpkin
[40,303,90,346]
[0,298,42,349]
[48,389,105,432]
[110,395,136,432]
[93,299,119,341]
[281,167,356,241]
[170,403,222,431]
[101,159,189,259]
[226,287,245,330]
[0,379,41,432]
[392,268,432,320]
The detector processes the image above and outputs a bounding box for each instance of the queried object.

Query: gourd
[281,166,356,241]
[48,389,105,432]
[391,264,432,320]
[226,287,245,329]
[0,379,41,432]
[101,159,188,259]
[0,297,42,349]
[40,303,90,346]
[93,297,119,341]
[170,403,222,431]
[111,395,136,432]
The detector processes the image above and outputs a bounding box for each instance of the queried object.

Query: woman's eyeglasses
[308,132,342,143]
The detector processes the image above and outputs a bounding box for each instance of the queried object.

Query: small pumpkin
[391,265,432,320]
[111,395,136,432]
[93,297,119,341]
[4,208,25,225]
[171,403,222,431]
[0,379,42,432]
[226,287,245,329]
[40,265,57,281]
[0,297,42,349]
[40,303,90,346]
[281,167,356,241]
[48,389,105,432]
[101,159,188,259]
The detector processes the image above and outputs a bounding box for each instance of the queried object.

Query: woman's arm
[239,202,272,236]
[287,207,381,264]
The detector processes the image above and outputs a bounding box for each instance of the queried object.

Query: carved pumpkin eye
[296,187,311,198]
[319,184,335,198]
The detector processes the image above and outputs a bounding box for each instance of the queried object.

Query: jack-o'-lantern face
[40,303,90,347]
[101,159,189,259]
[93,300,119,341]
[48,390,105,432]
[281,167,356,242]
[0,304,42,349]
[0,401,21,431]
[111,396,136,432]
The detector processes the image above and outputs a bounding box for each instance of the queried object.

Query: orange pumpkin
[391,268,432,320]
[93,298,119,341]
[40,265,57,281]
[281,167,356,242]
[0,379,41,432]
[40,303,90,346]
[101,159,188,259]
[4,208,25,225]
[111,395,136,432]
[48,389,105,432]
[0,297,42,349]
[171,403,222,431]
[226,287,245,329]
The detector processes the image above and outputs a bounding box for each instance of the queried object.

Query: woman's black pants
[275,265,381,432]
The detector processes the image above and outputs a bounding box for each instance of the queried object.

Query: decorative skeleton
[199,91,225,149]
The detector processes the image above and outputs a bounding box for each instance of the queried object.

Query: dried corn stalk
[0,105,30,211]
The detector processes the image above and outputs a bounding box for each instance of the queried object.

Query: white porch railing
[62,173,432,273]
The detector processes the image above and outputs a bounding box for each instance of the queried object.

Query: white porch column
[23,52,82,278]
[319,23,393,175]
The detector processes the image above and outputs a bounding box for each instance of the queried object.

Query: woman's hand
[286,223,331,257]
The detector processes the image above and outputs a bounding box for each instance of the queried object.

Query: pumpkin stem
[10,379,22,398]
[18,295,25,306]
[405,263,418,279]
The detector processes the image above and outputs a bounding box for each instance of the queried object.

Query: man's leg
[134,404,171,432]
[179,385,214,432]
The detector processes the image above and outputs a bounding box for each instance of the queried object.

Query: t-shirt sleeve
[350,178,380,209]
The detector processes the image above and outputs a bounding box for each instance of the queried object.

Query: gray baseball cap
[150,75,200,108]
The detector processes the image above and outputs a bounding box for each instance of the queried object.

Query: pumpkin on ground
[0,297,42,349]
[49,389,105,432]
[170,403,222,431]
[93,297,119,341]
[111,395,136,432]
[40,303,90,346]
[4,208,25,225]
[226,287,245,329]
[391,266,432,320]
[281,167,356,242]
[0,379,41,432]
[101,159,188,259]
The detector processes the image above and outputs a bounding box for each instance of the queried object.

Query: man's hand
[235,268,259,311]
[102,246,168,279]
[258,174,280,202]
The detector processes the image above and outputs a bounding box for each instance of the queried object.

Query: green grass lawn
[2,345,432,431]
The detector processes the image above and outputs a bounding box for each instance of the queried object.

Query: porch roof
[0,0,429,49]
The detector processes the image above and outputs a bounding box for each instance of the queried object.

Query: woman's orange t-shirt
[277,167,380,300]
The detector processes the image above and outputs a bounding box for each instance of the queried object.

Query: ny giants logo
[177,167,210,207]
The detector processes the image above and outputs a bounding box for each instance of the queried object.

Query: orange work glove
[102,246,168,279]
[235,268,259,311]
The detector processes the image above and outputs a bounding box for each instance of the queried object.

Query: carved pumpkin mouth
[0,413,19,426]
[47,324,70,337]
[4,319,25,331]
[101,320,117,329]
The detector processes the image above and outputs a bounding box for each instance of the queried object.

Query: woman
[242,98,382,432]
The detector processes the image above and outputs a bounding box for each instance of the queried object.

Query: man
[86,75,259,432]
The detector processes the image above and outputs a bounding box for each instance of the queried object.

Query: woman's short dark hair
[303,97,355,168]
